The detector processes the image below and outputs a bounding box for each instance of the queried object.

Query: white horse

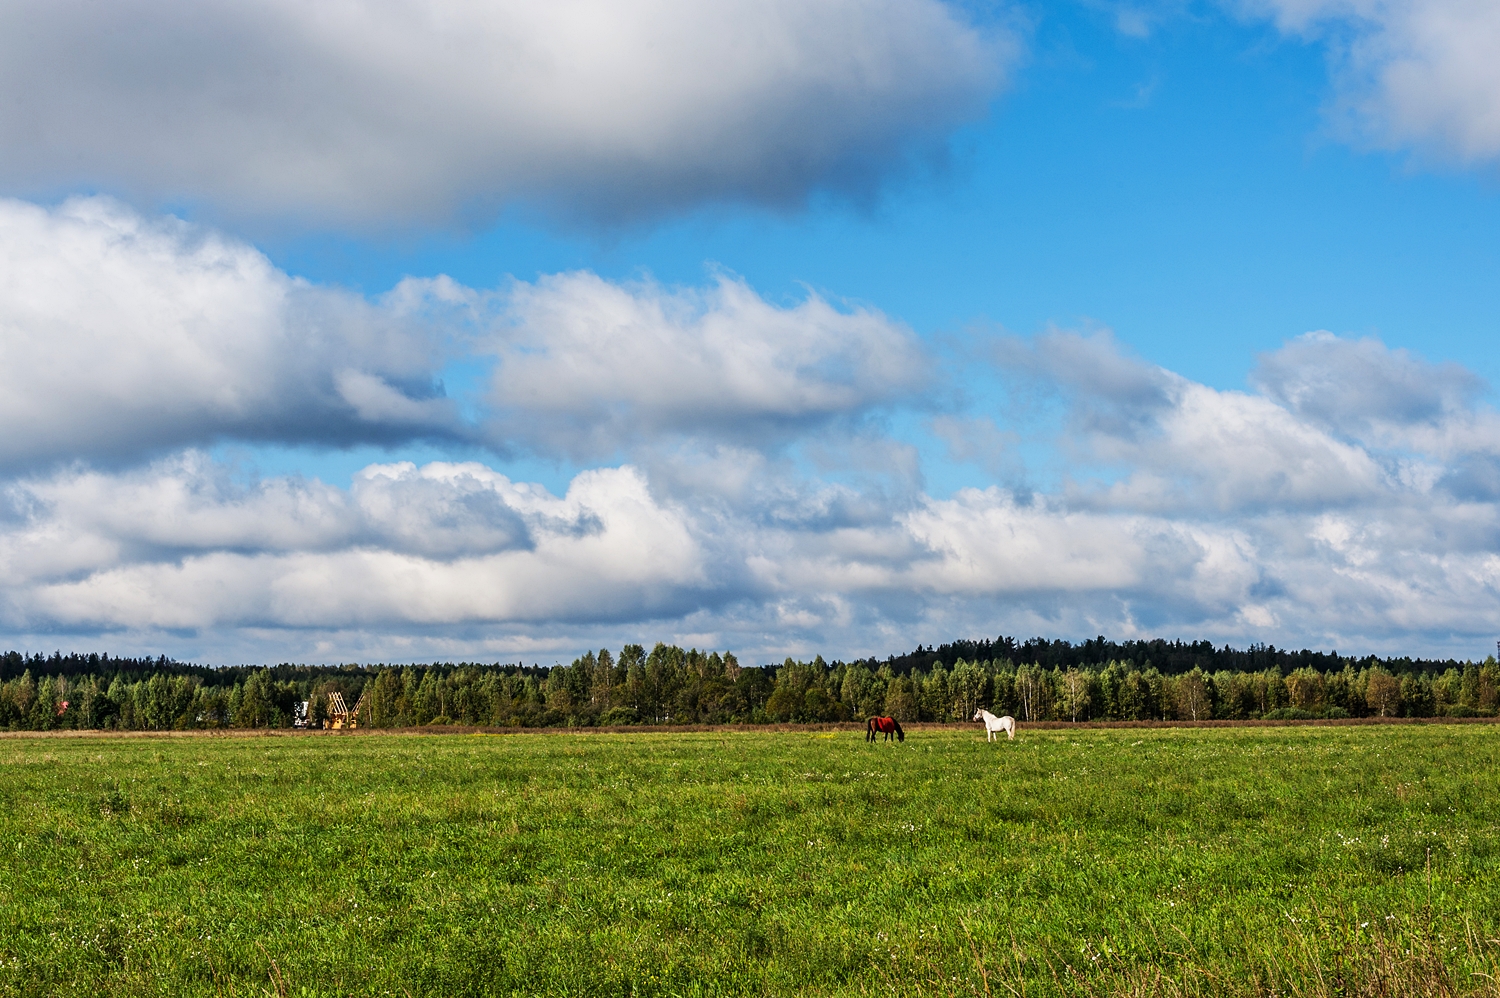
[973,708,1016,741]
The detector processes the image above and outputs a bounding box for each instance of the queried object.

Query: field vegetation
[2,723,1499,996]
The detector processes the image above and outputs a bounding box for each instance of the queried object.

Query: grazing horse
[973,708,1016,741]
[866,716,905,742]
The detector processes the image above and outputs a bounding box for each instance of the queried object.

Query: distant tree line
[881,635,1473,680]
[0,640,1496,731]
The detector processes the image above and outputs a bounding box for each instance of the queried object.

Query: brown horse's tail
[866,717,875,742]
[893,719,905,742]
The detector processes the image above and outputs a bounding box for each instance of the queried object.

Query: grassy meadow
[1,723,1498,997]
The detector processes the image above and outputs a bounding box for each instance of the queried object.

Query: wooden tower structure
[327,689,368,730]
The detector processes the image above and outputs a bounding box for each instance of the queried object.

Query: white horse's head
[972,708,986,722]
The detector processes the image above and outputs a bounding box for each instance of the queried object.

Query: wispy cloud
[1252,330,1487,442]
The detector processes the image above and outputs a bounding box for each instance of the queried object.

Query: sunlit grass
[1,724,1498,996]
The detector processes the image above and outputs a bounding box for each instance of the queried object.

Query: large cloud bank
[1243,0,1500,165]
[4,331,1498,659]
[1,201,1498,660]
[0,198,925,470]
[0,0,1007,227]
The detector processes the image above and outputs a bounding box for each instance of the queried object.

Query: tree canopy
[1,637,1495,731]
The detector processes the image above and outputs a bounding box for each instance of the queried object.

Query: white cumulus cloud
[0,197,466,470]
[1241,0,1500,166]
[0,0,1011,227]
[4,460,703,631]
[2,199,929,471]
[997,331,1386,512]
[487,271,930,459]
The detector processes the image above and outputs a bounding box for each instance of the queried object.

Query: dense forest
[0,639,1496,731]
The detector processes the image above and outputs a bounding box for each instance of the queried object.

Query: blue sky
[261,5,1499,389]
[1,0,1498,663]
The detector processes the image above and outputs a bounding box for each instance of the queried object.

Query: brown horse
[866,716,904,742]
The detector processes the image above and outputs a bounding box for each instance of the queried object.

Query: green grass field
[2,724,1498,997]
